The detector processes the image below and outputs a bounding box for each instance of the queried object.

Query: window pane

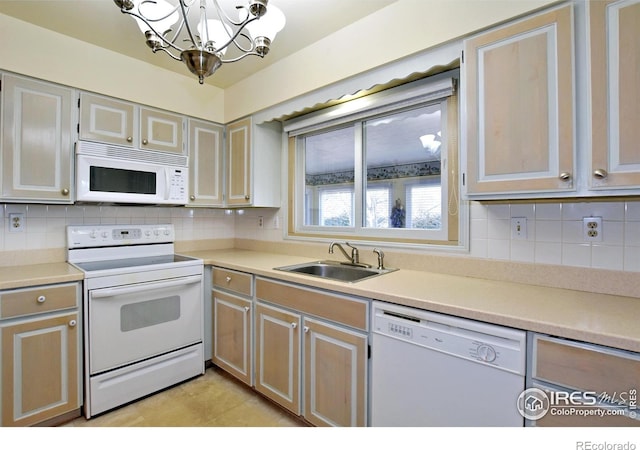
[303,127,355,227]
[406,182,441,229]
[364,104,442,229]
[320,188,353,226]
[365,186,390,228]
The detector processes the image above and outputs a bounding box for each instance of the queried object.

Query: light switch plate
[511,217,527,240]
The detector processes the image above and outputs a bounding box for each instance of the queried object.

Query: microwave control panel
[168,168,187,202]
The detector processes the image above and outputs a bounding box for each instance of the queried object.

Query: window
[286,72,461,247]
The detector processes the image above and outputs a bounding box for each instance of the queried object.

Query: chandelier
[113,0,286,84]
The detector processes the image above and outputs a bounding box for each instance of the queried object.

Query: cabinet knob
[142,139,148,145]
[68,319,77,327]
[303,326,309,333]
[37,295,46,303]
[244,195,250,201]
[291,322,297,329]
[593,168,608,179]
[190,195,196,201]
[244,306,250,312]
[558,172,572,181]
[126,136,133,143]
[61,188,70,196]
[225,276,232,283]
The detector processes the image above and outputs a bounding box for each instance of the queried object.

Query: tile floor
[62,365,306,427]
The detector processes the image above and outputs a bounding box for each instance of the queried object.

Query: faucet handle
[373,248,385,270]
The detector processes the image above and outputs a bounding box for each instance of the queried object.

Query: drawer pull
[593,168,608,179]
[37,295,46,303]
[225,276,232,283]
[68,319,77,327]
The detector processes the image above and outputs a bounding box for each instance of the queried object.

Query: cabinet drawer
[533,335,640,396]
[256,278,368,331]
[0,283,79,319]
[212,268,253,297]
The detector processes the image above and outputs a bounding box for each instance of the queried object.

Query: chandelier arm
[226,31,256,53]
[220,50,263,64]
[178,0,200,50]
[120,6,186,53]
[153,47,184,61]
[214,16,259,54]
[211,0,246,27]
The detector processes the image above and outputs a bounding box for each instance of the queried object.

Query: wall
[0,14,225,123]
[224,0,559,121]
[0,204,235,266]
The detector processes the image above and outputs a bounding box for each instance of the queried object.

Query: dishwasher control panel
[372,301,526,375]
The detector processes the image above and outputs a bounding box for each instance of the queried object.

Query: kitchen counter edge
[184,248,640,354]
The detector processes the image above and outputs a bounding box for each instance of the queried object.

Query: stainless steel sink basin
[274,260,396,283]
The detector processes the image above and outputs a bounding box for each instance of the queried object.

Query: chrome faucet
[329,242,366,266]
[373,248,385,270]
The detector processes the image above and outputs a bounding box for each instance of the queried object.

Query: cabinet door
[254,302,300,415]
[212,290,252,385]
[226,117,252,206]
[188,119,224,206]
[140,107,185,154]
[303,317,367,427]
[1,74,74,202]
[464,5,574,196]
[1,312,79,426]
[589,0,640,190]
[79,92,136,147]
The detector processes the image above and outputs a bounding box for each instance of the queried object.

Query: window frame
[285,72,463,248]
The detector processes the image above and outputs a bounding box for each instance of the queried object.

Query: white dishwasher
[370,301,526,426]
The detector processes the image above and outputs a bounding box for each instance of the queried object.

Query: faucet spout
[329,242,351,262]
[328,241,364,266]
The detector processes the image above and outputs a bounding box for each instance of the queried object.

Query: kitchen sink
[274,260,396,283]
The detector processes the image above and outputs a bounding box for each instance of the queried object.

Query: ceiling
[0,0,397,89]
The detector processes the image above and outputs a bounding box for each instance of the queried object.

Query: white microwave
[75,141,189,205]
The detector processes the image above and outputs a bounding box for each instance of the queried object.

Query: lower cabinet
[0,282,81,427]
[255,277,368,427]
[212,290,252,386]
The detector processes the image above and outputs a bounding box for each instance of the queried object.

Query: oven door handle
[90,275,202,299]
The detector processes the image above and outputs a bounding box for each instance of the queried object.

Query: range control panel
[67,224,174,248]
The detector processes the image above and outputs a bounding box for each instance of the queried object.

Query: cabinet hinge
[368,344,371,360]
[77,123,80,134]
[462,172,466,186]
[461,50,464,64]
[77,97,80,108]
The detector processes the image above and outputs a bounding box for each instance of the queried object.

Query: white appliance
[67,224,204,418]
[370,301,526,426]
[75,140,188,205]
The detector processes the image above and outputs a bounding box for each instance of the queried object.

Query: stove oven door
[88,274,203,374]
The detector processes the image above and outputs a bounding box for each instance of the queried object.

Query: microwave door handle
[90,275,202,299]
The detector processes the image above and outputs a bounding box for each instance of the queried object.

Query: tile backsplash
[470,200,640,272]
[2,199,640,273]
[0,204,235,251]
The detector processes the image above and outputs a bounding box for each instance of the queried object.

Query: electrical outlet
[511,217,527,240]
[583,216,603,242]
[258,216,264,228]
[9,213,25,232]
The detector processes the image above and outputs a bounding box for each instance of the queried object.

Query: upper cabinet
[187,118,224,207]
[79,92,185,155]
[463,4,575,197]
[1,74,75,203]
[589,0,640,191]
[226,117,281,208]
